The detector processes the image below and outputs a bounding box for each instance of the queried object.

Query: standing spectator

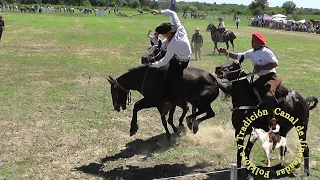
[191,27,203,61]
[0,16,4,41]
[147,30,162,46]
[235,17,240,29]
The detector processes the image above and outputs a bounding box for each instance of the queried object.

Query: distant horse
[108,43,226,139]
[215,61,318,179]
[250,127,287,167]
[206,22,236,55]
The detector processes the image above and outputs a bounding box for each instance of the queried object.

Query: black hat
[155,22,177,34]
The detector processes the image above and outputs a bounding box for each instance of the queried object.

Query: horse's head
[249,127,259,143]
[141,41,163,65]
[107,76,130,112]
[206,22,216,32]
[215,61,244,81]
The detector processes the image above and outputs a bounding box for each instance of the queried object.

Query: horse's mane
[128,65,147,72]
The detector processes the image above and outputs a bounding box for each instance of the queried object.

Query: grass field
[0,11,319,180]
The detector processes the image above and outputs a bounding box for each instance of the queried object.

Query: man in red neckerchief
[218,32,282,127]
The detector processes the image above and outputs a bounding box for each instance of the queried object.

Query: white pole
[230,164,238,180]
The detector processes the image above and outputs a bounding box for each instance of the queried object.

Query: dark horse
[215,61,318,179]
[206,22,236,55]
[108,44,225,139]
[139,42,192,138]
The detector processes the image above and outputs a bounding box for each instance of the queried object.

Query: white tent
[271,14,287,18]
[297,19,306,23]
[271,17,285,22]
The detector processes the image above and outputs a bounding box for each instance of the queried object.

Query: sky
[176,0,320,9]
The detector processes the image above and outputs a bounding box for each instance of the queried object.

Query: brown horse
[215,61,318,179]
[108,44,227,139]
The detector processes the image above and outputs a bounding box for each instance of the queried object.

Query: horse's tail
[229,31,236,40]
[305,96,318,110]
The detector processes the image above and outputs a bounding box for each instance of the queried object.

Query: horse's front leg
[215,42,220,55]
[130,98,157,136]
[157,105,171,139]
[226,41,229,50]
[266,149,271,167]
[167,104,178,133]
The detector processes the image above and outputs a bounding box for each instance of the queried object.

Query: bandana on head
[252,32,266,45]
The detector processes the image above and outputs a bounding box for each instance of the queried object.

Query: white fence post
[230,164,238,180]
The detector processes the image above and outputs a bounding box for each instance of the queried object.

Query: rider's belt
[175,56,189,63]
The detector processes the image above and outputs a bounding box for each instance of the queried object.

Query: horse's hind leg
[300,132,310,178]
[192,101,215,134]
[186,106,204,130]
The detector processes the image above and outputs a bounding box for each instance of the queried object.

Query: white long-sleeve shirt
[236,47,278,76]
[269,124,280,133]
[150,9,191,68]
[218,21,225,29]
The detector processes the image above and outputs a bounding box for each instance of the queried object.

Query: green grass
[0,11,319,179]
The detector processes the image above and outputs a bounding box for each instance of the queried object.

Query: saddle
[255,82,289,104]
[269,132,281,143]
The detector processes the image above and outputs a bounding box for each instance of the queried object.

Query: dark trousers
[252,72,281,120]
[163,58,189,101]
[236,22,239,29]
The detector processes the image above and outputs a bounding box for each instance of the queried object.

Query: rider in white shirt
[217,17,225,41]
[150,9,192,115]
[269,118,280,150]
[218,32,282,128]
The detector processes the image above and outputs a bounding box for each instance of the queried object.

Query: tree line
[4,0,320,16]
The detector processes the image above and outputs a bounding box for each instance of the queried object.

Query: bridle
[146,46,163,64]
[112,79,131,107]
[219,62,256,83]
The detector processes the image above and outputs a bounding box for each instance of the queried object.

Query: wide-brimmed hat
[195,27,199,31]
[155,22,177,34]
[217,17,223,20]
[270,118,278,122]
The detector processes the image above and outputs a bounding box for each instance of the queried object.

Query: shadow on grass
[73,162,213,180]
[97,132,184,163]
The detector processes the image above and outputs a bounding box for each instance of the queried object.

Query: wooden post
[230,164,238,180]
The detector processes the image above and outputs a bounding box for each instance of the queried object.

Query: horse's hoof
[130,125,139,136]
[192,121,199,134]
[178,125,187,135]
[186,117,193,130]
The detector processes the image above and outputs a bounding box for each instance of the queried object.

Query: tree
[249,0,269,15]
[281,1,296,15]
